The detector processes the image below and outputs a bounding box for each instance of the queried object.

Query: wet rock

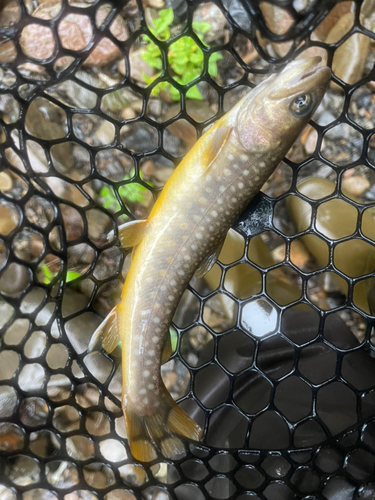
[0,262,31,297]
[325,12,370,89]
[20,23,55,60]
[65,312,101,355]
[141,160,174,187]
[20,2,127,67]
[119,47,154,84]
[342,172,370,198]
[45,79,97,110]
[84,4,128,66]
[0,38,16,63]
[0,0,21,28]
[289,177,375,313]
[193,3,227,43]
[312,1,354,41]
[221,0,251,31]
[259,2,295,57]
[0,203,19,235]
[0,172,12,191]
[25,97,67,141]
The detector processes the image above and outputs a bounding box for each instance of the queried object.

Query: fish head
[235,57,331,154]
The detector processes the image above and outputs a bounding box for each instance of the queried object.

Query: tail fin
[124,387,202,463]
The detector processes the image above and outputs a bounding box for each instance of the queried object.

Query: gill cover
[235,91,279,153]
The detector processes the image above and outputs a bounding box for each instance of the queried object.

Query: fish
[89,57,331,462]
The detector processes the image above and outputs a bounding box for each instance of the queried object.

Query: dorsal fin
[200,125,232,175]
[116,219,148,248]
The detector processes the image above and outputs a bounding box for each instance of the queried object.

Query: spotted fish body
[90,57,331,462]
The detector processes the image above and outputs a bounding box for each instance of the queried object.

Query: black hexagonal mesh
[1,0,375,498]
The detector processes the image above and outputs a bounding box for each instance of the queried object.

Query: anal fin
[87,305,120,353]
[195,240,225,279]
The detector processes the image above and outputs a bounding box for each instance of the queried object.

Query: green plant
[66,270,81,282]
[141,8,222,100]
[100,183,147,210]
[41,264,80,284]
[100,171,152,212]
[169,326,178,353]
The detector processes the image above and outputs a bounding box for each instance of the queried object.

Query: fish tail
[124,386,202,462]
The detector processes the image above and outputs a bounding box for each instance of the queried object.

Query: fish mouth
[269,57,331,99]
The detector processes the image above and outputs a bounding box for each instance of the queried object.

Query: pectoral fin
[195,241,225,278]
[87,305,120,353]
[116,219,148,248]
[200,125,232,175]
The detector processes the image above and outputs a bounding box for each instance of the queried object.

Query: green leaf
[141,45,162,69]
[192,21,211,34]
[151,85,162,97]
[186,85,202,100]
[208,62,218,77]
[100,186,119,211]
[208,52,222,76]
[172,63,188,76]
[143,73,157,85]
[41,264,57,284]
[153,18,162,31]
[152,8,173,39]
[189,52,203,65]
[99,186,114,209]
[169,326,178,352]
[143,58,163,70]
[160,8,174,26]
[169,85,181,101]
[42,264,53,280]
[155,23,170,39]
[210,52,223,63]
[183,68,200,83]
[175,54,189,66]
[119,183,147,204]
[148,46,162,58]
[152,58,163,70]
[67,271,81,282]
[141,15,218,102]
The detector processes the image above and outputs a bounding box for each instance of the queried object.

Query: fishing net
[1,0,375,498]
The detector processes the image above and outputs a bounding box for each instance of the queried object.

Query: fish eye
[290,93,314,117]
